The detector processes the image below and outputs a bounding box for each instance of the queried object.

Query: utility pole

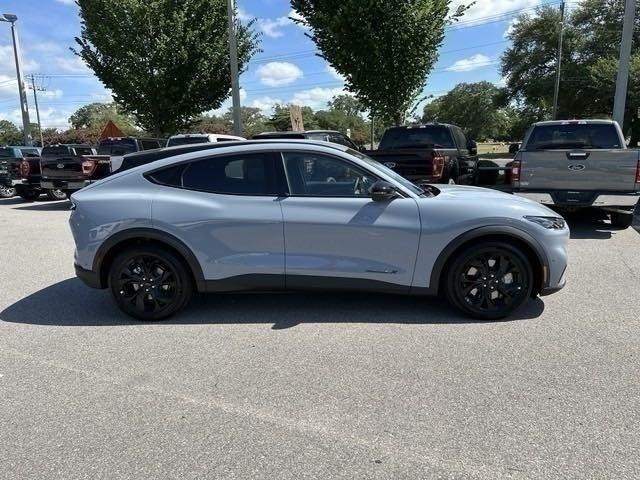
[27,75,45,147]
[370,116,375,149]
[552,0,566,120]
[0,13,32,145]
[227,0,242,136]
[613,0,637,130]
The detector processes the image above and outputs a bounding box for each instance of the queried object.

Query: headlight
[524,216,566,230]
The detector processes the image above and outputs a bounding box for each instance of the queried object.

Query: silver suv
[69,141,569,321]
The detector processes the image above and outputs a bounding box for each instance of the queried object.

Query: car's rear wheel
[0,186,16,198]
[610,212,633,229]
[108,246,193,321]
[445,241,533,320]
[45,189,67,201]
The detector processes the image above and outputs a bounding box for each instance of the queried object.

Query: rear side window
[140,139,162,150]
[329,133,358,149]
[148,153,278,196]
[379,127,455,149]
[527,124,622,150]
[97,139,138,155]
[452,127,468,149]
[42,146,70,156]
[75,147,95,156]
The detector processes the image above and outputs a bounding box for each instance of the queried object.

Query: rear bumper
[75,263,103,289]
[41,179,91,191]
[515,191,639,208]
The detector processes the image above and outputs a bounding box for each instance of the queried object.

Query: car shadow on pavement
[1,278,545,328]
[0,197,27,205]
[13,200,72,212]
[565,213,628,240]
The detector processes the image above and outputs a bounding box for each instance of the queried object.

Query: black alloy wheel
[446,242,533,320]
[109,246,192,321]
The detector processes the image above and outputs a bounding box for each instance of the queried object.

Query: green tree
[223,106,268,137]
[422,81,509,141]
[74,0,260,136]
[0,120,22,146]
[69,102,138,133]
[268,105,319,131]
[501,0,640,142]
[291,0,465,125]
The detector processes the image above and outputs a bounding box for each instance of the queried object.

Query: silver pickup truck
[512,120,640,228]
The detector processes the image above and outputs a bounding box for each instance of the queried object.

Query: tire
[444,241,534,320]
[18,189,39,201]
[0,186,16,198]
[108,246,193,321]
[46,189,68,201]
[610,212,633,229]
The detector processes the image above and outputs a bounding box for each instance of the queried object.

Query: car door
[150,151,286,288]
[452,126,477,183]
[278,150,421,291]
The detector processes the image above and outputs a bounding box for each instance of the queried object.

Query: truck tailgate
[41,156,84,179]
[365,150,435,179]
[519,149,639,191]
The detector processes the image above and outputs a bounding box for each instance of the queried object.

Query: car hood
[425,184,559,216]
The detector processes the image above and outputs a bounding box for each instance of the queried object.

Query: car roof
[168,133,245,139]
[45,143,93,148]
[253,130,343,137]
[533,119,616,126]
[383,123,455,130]
[5,145,40,149]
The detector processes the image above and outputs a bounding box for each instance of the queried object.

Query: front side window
[180,153,277,195]
[283,152,377,197]
[20,148,40,158]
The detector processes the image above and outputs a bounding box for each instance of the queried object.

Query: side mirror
[468,139,478,155]
[370,180,398,202]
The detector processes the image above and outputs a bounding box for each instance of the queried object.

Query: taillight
[20,159,30,177]
[511,159,521,185]
[635,159,640,184]
[432,151,445,180]
[82,159,97,176]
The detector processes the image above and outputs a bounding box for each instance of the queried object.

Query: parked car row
[3,121,639,230]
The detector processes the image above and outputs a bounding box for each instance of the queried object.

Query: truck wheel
[46,189,68,201]
[108,246,193,321]
[610,212,633,229]
[18,189,39,201]
[445,241,533,320]
[0,186,16,198]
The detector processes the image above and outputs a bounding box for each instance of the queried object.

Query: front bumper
[515,191,639,208]
[41,179,91,191]
[75,264,103,289]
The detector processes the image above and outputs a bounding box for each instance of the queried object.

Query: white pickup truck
[512,119,640,228]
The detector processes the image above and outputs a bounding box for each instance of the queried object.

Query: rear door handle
[566,152,590,160]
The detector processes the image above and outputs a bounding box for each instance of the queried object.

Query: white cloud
[39,89,64,100]
[54,56,91,74]
[256,62,303,87]
[56,0,76,5]
[237,7,252,22]
[250,96,282,115]
[445,54,493,72]
[258,16,292,38]
[326,64,345,82]
[0,45,39,75]
[450,0,540,23]
[289,9,308,29]
[206,88,247,116]
[503,18,520,38]
[291,87,346,110]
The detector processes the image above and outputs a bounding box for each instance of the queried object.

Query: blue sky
[0,0,558,130]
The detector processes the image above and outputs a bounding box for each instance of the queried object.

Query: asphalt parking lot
[0,197,639,479]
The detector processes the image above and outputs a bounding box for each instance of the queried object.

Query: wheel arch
[429,226,549,297]
[93,228,206,291]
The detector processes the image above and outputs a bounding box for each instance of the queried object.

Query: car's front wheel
[445,241,533,320]
[108,246,193,321]
[0,186,16,198]
[45,189,68,201]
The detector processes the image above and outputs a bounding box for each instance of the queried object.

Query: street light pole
[613,0,636,130]
[1,14,32,146]
[552,0,566,120]
[227,0,242,136]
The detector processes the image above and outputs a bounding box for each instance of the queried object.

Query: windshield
[20,148,40,157]
[0,148,14,158]
[379,126,455,149]
[527,124,622,150]
[346,149,426,196]
[97,139,138,155]
[167,136,210,147]
[42,146,71,156]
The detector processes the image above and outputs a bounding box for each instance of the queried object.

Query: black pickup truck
[0,146,41,198]
[39,144,103,197]
[364,124,478,185]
